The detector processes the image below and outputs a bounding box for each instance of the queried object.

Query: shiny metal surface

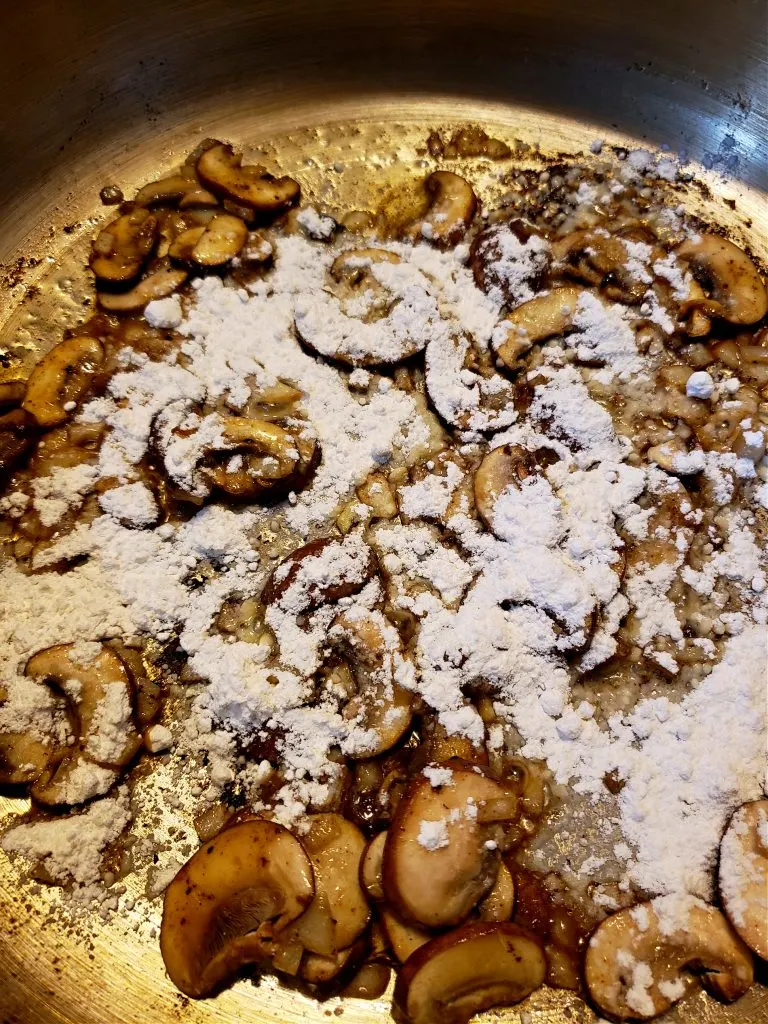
[0,2,766,1023]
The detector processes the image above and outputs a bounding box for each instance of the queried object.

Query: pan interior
[0,104,766,1024]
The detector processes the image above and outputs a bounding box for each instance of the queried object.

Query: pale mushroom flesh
[719,799,768,960]
[160,819,315,997]
[585,896,754,1020]
[392,922,547,1024]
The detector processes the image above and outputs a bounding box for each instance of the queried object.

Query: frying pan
[0,1,766,1022]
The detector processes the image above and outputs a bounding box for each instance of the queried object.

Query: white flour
[0,203,766,919]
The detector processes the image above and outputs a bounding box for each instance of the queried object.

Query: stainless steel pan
[0,2,766,1021]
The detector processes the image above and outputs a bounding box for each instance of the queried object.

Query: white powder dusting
[1,788,131,886]
[417,818,450,851]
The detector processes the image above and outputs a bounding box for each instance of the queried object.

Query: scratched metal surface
[0,2,766,1021]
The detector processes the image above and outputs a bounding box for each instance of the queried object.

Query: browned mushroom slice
[677,234,768,325]
[293,813,370,956]
[22,336,104,428]
[90,207,158,283]
[331,611,413,759]
[0,380,26,410]
[134,171,198,207]
[393,922,547,1024]
[0,673,68,786]
[201,416,318,501]
[160,819,314,998]
[299,944,360,986]
[360,831,387,901]
[474,444,559,540]
[585,896,754,1020]
[0,408,38,484]
[178,187,220,210]
[262,534,375,609]
[406,172,477,248]
[424,331,517,433]
[197,142,300,213]
[0,731,54,786]
[341,961,392,1000]
[295,252,436,368]
[719,799,768,960]
[495,286,585,370]
[25,642,141,806]
[177,213,248,267]
[331,248,401,283]
[27,644,139,766]
[168,226,206,262]
[98,268,188,314]
[382,763,519,929]
[552,230,650,303]
[477,861,515,922]
[381,906,433,962]
[469,221,550,304]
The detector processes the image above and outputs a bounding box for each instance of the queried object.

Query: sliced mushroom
[201,416,319,501]
[160,819,314,998]
[585,896,754,1020]
[0,729,55,786]
[178,187,220,210]
[0,380,26,410]
[331,248,401,283]
[25,642,141,806]
[292,813,370,956]
[382,762,520,929]
[134,171,198,207]
[392,922,547,1024]
[719,799,768,960]
[553,230,650,303]
[424,331,517,433]
[381,906,433,962]
[477,862,515,922]
[495,286,585,370]
[340,961,392,1000]
[474,444,557,539]
[0,408,38,484]
[98,268,188,314]
[22,336,104,428]
[299,944,360,986]
[168,226,206,262]
[172,213,248,267]
[469,221,550,304]
[360,831,387,902]
[90,207,158,283]
[406,172,477,248]
[677,234,768,325]
[262,535,375,610]
[197,142,300,213]
[330,611,413,759]
[295,254,437,368]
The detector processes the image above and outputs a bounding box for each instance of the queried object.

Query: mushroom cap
[22,336,104,428]
[293,813,370,956]
[719,799,768,960]
[25,642,140,806]
[495,285,586,369]
[196,142,300,212]
[585,895,754,1020]
[677,234,768,325]
[98,268,188,314]
[160,819,314,997]
[382,761,519,929]
[262,535,375,610]
[392,921,546,1024]
[380,906,432,963]
[406,171,478,248]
